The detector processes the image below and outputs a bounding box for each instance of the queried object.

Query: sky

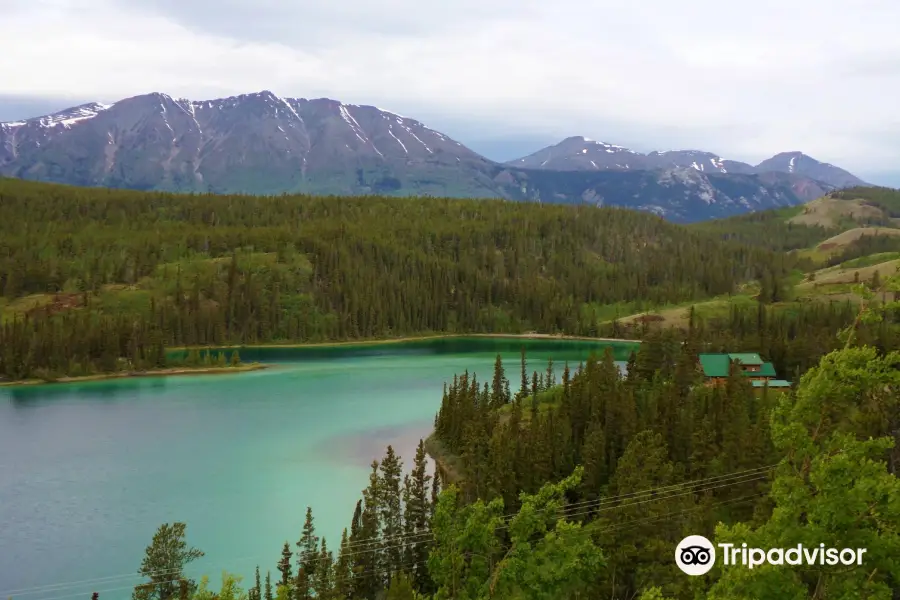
[2,0,899,185]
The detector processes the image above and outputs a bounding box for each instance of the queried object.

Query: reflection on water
[1,376,169,404]
[169,336,639,364]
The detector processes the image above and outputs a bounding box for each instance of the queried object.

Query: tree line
[0,177,798,380]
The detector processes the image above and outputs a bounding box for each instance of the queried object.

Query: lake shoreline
[167,332,640,351]
[2,333,638,388]
[0,363,268,387]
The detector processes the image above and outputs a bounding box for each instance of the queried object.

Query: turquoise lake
[0,337,634,600]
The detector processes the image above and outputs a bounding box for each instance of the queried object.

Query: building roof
[752,379,791,388]
[698,353,779,379]
[727,353,763,365]
[698,354,731,377]
[757,362,777,377]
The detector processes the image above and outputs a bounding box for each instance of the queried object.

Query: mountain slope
[756,151,866,188]
[0,91,499,197]
[509,138,867,188]
[0,92,840,222]
[490,166,829,221]
[507,136,757,174]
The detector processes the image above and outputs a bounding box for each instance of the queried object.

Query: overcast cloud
[2,0,899,178]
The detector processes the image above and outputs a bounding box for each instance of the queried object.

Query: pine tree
[519,346,528,398]
[379,446,404,581]
[131,522,204,600]
[353,461,382,599]
[333,529,352,599]
[430,469,441,518]
[580,419,607,504]
[253,566,261,600]
[490,354,507,409]
[546,356,555,388]
[312,538,333,599]
[624,351,638,386]
[295,507,318,600]
[277,542,292,589]
[264,572,273,600]
[407,439,434,593]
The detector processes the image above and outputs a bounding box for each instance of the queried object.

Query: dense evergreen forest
[688,206,837,252]
[0,178,798,380]
[125,338,900,600]
[120,273,900,600]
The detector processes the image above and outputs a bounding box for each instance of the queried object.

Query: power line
[24,493,763,600]
[3,464,773,598]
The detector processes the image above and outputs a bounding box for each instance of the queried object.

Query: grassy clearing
[787,197,886,228]
[798,258,900,288]
[610,293,758,329]
[816,227,900,249]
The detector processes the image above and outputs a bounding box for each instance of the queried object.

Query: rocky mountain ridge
[507,136,867,189]
[0,91,860,222]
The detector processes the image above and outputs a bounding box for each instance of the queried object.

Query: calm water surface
[0,338,633,600]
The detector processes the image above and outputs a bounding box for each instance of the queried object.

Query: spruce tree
[490,354,507,409]
[407,439,433,592]
[379,446,404,581]
[312,538,333,599]
[353,461,382,599]
[333,529,352,599]
[430,469,441,518]
[295,507,318,600]
[546,356,555,388]
[277,542,292,589]
[519,346,528,398]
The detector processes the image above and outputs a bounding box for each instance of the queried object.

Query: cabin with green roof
[697,353,790,388]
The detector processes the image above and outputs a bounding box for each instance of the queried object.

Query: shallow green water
[0,337,634,600]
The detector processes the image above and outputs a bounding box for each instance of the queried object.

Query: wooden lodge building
[697,353,791,389]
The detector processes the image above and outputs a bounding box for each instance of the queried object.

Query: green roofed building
[697,353,789,388]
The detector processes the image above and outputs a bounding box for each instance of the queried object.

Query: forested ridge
[691,187,900,253]
[0,177,795,380]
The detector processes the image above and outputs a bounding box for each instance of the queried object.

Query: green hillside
[614,188,900,327]
[0,177,794,381]
[4,179,900,382]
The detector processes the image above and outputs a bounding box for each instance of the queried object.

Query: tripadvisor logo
[675,535,868,576]
[676,535,716,575]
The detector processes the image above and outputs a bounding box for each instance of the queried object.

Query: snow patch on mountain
[388,126,408,153]
[33,102,113,128]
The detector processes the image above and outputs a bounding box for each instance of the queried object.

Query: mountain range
[0,90,870,222]
[508,136,865,189]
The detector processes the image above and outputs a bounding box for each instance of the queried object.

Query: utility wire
[3,464,773,598]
